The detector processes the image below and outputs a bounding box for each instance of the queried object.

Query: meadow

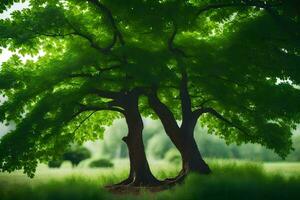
[1,160,300,200]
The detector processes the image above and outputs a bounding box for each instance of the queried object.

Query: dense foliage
[0,0,299,177]
[63,146,91,167]
[48,159,63,168]
[90,119,300,162]
[89,158,114,168]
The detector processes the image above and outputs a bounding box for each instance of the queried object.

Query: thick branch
[147,90,183,148]
[148,91,180,131]
[167,23,187,57]
[179,70,193,123]
[167,23,193,123]
[194,98,215,110]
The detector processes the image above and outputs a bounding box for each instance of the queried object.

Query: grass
[264,162,300,177]
[0,160,300,200]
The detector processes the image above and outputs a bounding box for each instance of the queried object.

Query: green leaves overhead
[0,0,24,13]
[0,0,299,176]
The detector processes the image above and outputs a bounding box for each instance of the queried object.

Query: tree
[146,0,300,180]
[286,135,300,161]
[89,158,114,168]
[48,159,63,168]
[0,0,159,186]
[0,0,299,188]
[63,145,91,167]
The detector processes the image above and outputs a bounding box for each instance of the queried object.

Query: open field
[0,160,300,200]
[264,162,300,177]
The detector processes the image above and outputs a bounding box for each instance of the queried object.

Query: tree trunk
[167,128,211,179]
[179,132,211,174]
[148,92,211,179]
[121,93,160,186]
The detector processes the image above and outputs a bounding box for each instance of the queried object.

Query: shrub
[63,146,91,167]
[165,148,181,164]
[89,159,114,168]
[48,159,63,168]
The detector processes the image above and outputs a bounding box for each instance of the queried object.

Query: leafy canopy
[0,0,299,176]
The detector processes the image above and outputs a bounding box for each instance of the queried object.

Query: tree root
[105,177,134,189]
[105,168,212,194]
[105,171,189,195]
[105,175,162,190]
[162,170,187,187]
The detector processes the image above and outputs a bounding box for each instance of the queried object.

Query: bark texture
[108,91,160,187]
[148,91,211,179]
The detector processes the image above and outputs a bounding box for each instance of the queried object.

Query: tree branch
[197,98,215,108]
[68,63,121,78]
[86,0,125,46]
[28,26,116,55]
[196,107,251,137]
[89,88,123,100]
[196,1,283,16]
[179,69,193,123]
[71,111,97,135]
[167,22,194,124]
[167,23,187,57]
[70,101,124,136]
[98,64,121,74]
[66,20,116,54]
[147,89,180,131]
[69,73,94,78]
[34,32,77,38]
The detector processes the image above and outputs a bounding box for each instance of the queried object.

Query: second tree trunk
[121,93,160,186]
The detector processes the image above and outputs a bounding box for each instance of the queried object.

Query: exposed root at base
[105,169,212,195]
[105,177,134,189]
[105,176,187,195]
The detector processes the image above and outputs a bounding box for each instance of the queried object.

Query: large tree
[0,0,299,188]
[0,0,160,186]
[146,0,300,180]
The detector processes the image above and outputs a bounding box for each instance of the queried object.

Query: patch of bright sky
[0,1,30,20]
[0,1,30,136]
[0,2,45,68]
[276,78,300,90]
[0,48,45,67]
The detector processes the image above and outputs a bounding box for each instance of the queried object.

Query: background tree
[89,158,114,168]
[48,159,63,168]
[88,119,297,162]
[63,145,91,167]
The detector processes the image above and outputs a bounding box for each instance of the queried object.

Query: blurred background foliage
[74,118,300,163]
[1,118,300,164]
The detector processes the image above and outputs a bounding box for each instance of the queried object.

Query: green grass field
[1,160,300,200]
